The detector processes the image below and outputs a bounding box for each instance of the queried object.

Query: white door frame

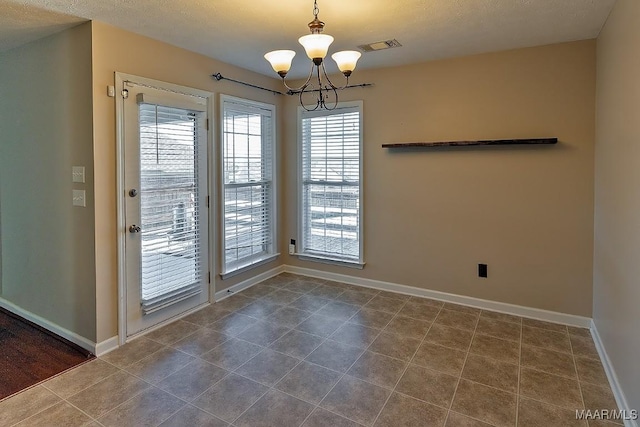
[115,72,216,345]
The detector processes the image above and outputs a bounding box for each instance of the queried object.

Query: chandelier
[264,0,362,111]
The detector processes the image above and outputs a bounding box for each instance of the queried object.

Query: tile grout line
[179,279,312,425]
[89,375,190,425]
[569,326,590,425]
[442,307,481,426]
[59,367,140,424]
[517,364,581,382]
[293,298,396,426]
[515,314,523,427]
[228,278,385,426]
[39,360,153,426]
[77,357,162,422]
[185,337,277,423]
[370,301,446,426]
[290,292,381,427]
[307,297,411,427]
[227,340,315,424]
[520,331,575,355]
[50,378,151,425]
[146,387,191,427]
[223,279,356,426]
[144,319,208,347]
[7,392,91,427]
[520,325,599,424]
[224,297,373,425]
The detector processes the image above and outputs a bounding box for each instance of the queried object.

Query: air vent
[358,39,402,52]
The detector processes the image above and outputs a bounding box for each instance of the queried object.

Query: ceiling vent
[358,39,402,53]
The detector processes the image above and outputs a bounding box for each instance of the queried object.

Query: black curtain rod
[212,73,283,95]
[212,73,374,96]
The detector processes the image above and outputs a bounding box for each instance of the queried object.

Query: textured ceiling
[0,0,616,78]
[0,1,85,51]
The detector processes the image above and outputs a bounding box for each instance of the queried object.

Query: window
[299,101,363,267]
[221,96,277,276]
[138,100,206,311]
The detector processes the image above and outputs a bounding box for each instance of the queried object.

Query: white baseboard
[0,297,96,354]
[95,336,119,357]
[214,265,285,301]
[284,265,592,328]
[591,321,638,427]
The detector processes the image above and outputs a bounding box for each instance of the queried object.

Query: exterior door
[122,81,210,336]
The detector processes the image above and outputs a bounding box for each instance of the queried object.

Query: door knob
[129,189,138,197]
[129,225,141,233]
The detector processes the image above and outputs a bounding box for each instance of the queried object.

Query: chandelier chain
[313,0,319,19]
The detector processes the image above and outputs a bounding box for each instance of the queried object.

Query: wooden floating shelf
[382,138,558,148]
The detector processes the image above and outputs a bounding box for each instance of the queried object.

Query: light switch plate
[73,189,86,207]
[72,166,85,183]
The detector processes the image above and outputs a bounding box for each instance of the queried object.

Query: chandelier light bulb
[264,50,296,77]
[298,34,334,61]
[331,50,362,76]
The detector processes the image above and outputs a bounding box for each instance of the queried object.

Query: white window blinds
[138,102,206,313]
[300,103,362,263]
[222,97,276,274]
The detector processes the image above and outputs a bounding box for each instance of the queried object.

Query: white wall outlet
[72,189,86,207]
[289,239,296,255]
[72,166,85,183]
[107,85,115,97]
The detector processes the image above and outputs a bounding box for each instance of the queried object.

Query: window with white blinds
[222,96,276,275]
[138,101,207,313]
[299,102,363,265]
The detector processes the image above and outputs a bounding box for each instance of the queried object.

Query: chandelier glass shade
[264,0,361,110]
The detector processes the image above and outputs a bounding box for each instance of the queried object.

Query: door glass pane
[138,104,202,309]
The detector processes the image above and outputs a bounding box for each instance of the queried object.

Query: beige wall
[0,23,97,340]
[594,0,640,411]
[283,40,596,316]
[90,22,285,342]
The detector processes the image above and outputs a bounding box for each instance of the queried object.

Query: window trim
[219,94,278,276]
[297,100,364,267]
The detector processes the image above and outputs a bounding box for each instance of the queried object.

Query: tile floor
[0,273,622,427]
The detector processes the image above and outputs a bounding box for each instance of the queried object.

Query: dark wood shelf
[382,138,558,148]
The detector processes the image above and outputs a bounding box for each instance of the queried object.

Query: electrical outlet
[478,264,488,278]
[289,239,296,255]
[73,189,86,207]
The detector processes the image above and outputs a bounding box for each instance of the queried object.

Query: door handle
[129,225,141,233]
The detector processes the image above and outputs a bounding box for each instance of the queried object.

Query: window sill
[295,253,365,270]
[220,253,281,280]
